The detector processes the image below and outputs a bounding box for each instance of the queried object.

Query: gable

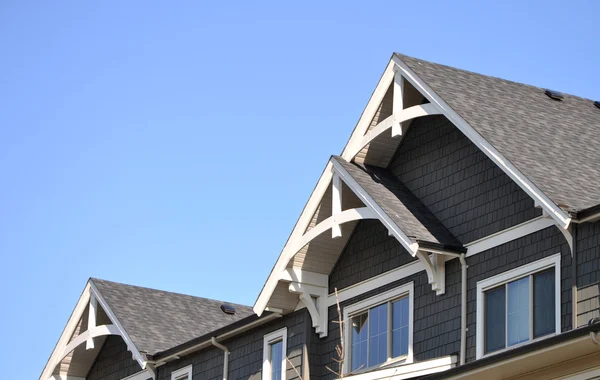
[388,114,542,244]
[396,53,600,213]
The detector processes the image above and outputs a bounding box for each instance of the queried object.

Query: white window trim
[342,282,414,374]
[171,364,192,380]
[262,327,288,380]
[476,253,561,359]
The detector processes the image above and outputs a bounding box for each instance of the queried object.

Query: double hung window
[476,254,560,358]
[263,327,287,380]
[344,283,413,373]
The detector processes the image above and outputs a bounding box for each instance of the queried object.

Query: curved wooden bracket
[60,324,121,363]
[289,282,328,338]
[416,251,447,295]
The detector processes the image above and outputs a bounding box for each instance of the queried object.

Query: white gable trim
[390,55,571,230]
[40,281,148,380]
[254,156,459,316]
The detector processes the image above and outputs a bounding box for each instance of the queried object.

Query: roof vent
[220,304,236,315]
[594,101,600,109]
[545,89,564,101]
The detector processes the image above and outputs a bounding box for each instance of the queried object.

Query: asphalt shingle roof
[91,278,254,355]
[333,156,463,250]
[395,53,600,212]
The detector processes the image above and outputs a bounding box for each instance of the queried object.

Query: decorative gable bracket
[281,268,329,338]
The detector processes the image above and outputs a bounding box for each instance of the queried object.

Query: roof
[332,156,464,251]
[91,278,254,355]
[395,53,600,213]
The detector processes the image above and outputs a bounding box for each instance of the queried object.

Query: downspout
[459,254,468,366]
[211,337,229,380]
[571,224,578,330]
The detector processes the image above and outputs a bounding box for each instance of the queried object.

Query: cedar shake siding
[465,226,572,362]
[156,310,307,380]
[575,221,600,327]
[87,336,142,380]
[328,219,417,293]
[388,115,541,244]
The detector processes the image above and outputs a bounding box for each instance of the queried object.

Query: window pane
[534,269,555,338]
[392,297,409,357]
[270,340,282,380]
[507,277,530,346]
[351,313,368,371]
[485,286,506,353]
[368,303,388,367]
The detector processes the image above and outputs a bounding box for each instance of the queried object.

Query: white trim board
[338,355,456,380]
[262,327,288,380]
[475,253,561,359]
[171,364,192,380]
[465,217,555,257]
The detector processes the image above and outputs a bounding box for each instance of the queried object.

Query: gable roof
[394,53,600,213]
[91,278,254,355]
[332,156,463,252]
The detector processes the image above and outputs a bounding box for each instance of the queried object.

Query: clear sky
[0,1,598,378]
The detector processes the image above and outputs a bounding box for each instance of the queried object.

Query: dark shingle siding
[329,220,416,293]
[388,115,541,244]
[156,310,307,380]
[464,226,571,362]
[87,336,142,380]
[576,221,600,326]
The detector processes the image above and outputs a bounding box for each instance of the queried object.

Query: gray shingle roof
[395,53,600,212]
[91,278,254,355]
[333,156,463,250]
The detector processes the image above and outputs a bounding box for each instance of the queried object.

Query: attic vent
[594,101,600,109]
[545,89,564,101]
[220,304,236,315]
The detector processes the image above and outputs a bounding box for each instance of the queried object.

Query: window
[343,283,413,373]
[476,254,560,359]
[171,365,192,380]
[263,327,287,380]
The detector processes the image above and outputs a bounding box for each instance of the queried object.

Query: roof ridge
[90,278,252,308]
[393,52,596,103]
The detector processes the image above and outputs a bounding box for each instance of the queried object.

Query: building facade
[42,53,600,380]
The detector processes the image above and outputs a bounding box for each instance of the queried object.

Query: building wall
[87,335,142,380]
[575,221,600,327]
[465,226,572,362]
[157,310,307,380]
[313,219,462,379]
[388,115,541,244]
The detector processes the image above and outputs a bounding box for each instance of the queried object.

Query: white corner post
[332,173,342,239]
[392,69,404,137]
[86,292,97,350]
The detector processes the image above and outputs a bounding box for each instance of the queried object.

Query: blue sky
[0,1,598,378]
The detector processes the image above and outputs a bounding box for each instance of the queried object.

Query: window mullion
[367,309,371,367]
[387,301,392,361]
[529,274,534,341]
[505,283,508,349]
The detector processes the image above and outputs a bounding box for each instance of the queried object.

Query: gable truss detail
[41,282,152,380]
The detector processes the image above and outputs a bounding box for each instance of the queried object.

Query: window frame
[262,327,287,380]
[476,253,561,359]
[171,364,193,380]
[342,282,414,374]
